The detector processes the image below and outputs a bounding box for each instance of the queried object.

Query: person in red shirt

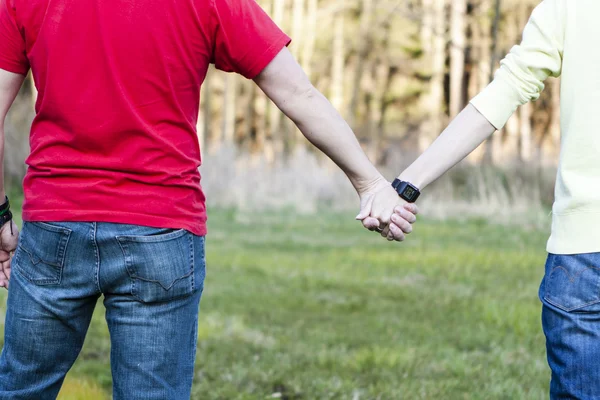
[0,0,417,398]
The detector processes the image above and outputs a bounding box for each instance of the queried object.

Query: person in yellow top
[358,0,597,397]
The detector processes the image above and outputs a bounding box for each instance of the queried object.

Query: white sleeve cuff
[469,76,525,130]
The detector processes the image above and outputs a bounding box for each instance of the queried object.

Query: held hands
[0,221,18,289]
[356,177,418,242]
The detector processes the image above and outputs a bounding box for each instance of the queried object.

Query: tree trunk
[466,1,488,163]
[28,73,37,109]
[478,0,492,93]
[518,1,532,162]
[482,0,502,164]
[421,0,433,54]
[244,81,257,152]
[418,0,446,151]
[368,56,390,163]
[449,0,467,117]
[269,0,287,159]
[302,0,317,78]
[221,74,237,146]
[331,13,345,111]
[504,113,520,163]
[549,77,561,155]
[255,92,270,160]
[347,0,373,129]
[291,0,305,58]
[519,103,533,162]
[501,7,522,164]
[201,69,212,154]
[285,0,305,150]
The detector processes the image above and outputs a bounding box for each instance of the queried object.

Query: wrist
[352,174,389,196]
[398,172,425,191]
[352,172,387,197]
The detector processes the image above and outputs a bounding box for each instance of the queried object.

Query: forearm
[0,125,5,199]
[398,104,496,189]
[400,0,565,190]
[255,48,383,194]
[286,87,382,192]
[0,70,27,201]
[0,127,4,200]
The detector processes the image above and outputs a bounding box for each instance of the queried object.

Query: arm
[0,69,25,199]
[209,0,414,240]
[385,0,566,227]
[254,48,383,197]
[0,69,24,289]
[254,48,416,239]
[0,0,31,288]
[398,104,495,190]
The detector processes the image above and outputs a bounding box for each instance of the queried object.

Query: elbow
[499,53,550,104]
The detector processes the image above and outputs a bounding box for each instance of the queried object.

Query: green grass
[0,207,551,399]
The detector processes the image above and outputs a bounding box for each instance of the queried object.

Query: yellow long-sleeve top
[470,0,599,255]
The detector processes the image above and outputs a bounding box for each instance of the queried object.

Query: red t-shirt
[0,0,290,235]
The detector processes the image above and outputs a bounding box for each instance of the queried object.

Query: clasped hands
[356,176,419,242]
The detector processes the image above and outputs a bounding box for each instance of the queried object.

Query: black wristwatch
[392,179,421,203]
[0,196,14,235]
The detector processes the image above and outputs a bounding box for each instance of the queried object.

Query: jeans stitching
[548,265,600,283]
[543,254,558,304]
[544,296,600,312]
[20,246,62,267]
[543,255,600,312]
[14,224,71,285]
[116,233,196,303]
[189,309,198,383]
[190,234,195,291]
[55,226,71,285]
[130,271,194,291]
[91,222,102,293]
[116,240,138,300]
[114,229,187,243]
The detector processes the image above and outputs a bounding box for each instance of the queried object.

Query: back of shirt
[470,0,600,254]
[0,0,290,234]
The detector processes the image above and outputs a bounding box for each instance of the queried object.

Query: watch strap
[0,197,14,234]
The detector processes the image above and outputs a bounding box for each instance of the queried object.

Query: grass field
[0,206,552,399]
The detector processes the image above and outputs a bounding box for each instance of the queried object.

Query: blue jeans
[0,221,206,399]
[540,253,600,399]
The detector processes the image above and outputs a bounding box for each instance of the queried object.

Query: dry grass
[200,145,555,227]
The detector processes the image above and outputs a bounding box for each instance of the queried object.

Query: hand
[355,177,419,241]
[388,204,419,241]
[0,220,19,289]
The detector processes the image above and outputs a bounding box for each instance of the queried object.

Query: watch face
[403,186,416,200]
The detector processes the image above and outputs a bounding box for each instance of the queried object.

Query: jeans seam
[91,222,102,293]
[190,234,195,291]
[189,311,198,382]
[544,296,600,312]
[542,254,559,303]
[116,240,139,302]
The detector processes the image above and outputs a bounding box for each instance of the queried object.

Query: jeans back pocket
[116,229,198,303]
[13,222,72,285]
[543,253,600,312]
